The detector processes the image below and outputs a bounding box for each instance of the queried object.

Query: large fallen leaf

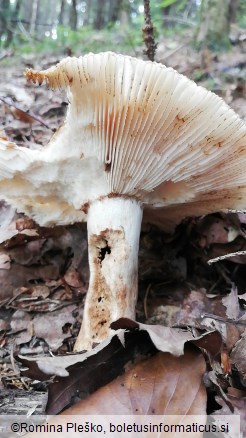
[111,318,222,357]
[18,320,220,414]
[63,348,206,416]
[19,320,221,378]
[13,349,206,437]
[20,331,157,414]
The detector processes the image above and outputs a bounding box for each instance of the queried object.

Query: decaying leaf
[63,348,206,416]
[196,215,240,248]
[10,309,32,345]
[0,253,11,270]
[230,332,246,380]
[19,320,221,378]
[32,305,77,350]
[0,202,18,243]
[8,305,77,351]
[18,319,220,414]
[111,318,222,357]
[222,286,240,320]
[215,388,246,437]
[15,351,206,438]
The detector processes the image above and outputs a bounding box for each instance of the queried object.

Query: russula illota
[1,52,246,351]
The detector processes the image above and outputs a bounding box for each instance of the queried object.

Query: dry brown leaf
[176,288,243,351]
[177,289,211,326]
[222,286,240,320]
[111,318,222,357]
[32,304,77,350]
[64,268,84,288]
[0,253,11,270]
[10,309,32,345]
[230,332,246,378]
[9,305,76,350]
[215,389,246,437]
[19,320,220,378]
[0,263,59,301]
[0,202,18,244]
[196,216,239,248]
[63,348,206,416]
[31,285,50,299]
[17,350,206,437]
[18,323,217,414]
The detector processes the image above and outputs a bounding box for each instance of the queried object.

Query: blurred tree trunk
[29,0,39,34]
[120,0,131,26]
[94,0,106,29]
[108,0,123,24]
[0,0,22,45]
[83,0,92,25]
[14,0,21,22]
[22,0,33,32]
[195,0,230,49]
[69,0,78,30]
[0,0,10,43]
[229,0,240,23]
[59,0,66,25]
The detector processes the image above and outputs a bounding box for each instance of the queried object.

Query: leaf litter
[0,47,246,422]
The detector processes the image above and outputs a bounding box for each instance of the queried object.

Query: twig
[142,0,157,61]
[143,283,152,319]
[208,250,246,265]
[5,288,26,308]
[10,344,20,376]
[160,43,188,61]
[0,97,53,131]
[201,312,246,326]
[17,21,35,42]
[228,209,246,213]
[162,15,196,27]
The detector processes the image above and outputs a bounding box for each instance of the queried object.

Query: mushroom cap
[1,52,246,229]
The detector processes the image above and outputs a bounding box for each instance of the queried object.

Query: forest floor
[0,30,246,434]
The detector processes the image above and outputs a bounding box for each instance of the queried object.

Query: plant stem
[74,197,143,351]
[142,0,157,61]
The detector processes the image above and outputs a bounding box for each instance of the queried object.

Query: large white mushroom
[1,52,246,350]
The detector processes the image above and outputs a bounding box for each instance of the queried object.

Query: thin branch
[17,21,35,42]
[142,0,157,62]
[159,43,188,61]
[208,250,246,265]
[162,15,196,27]
[143,283,152,319]
[0,97,53,131]
[201,312,246,326]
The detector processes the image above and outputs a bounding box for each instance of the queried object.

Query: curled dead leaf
[63,348,206,416]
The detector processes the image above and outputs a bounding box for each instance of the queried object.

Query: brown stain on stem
[87,228,129,342]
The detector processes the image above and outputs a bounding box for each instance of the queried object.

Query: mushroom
[1,52,246,351]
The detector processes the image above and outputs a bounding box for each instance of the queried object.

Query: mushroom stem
[74,197,143,351]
